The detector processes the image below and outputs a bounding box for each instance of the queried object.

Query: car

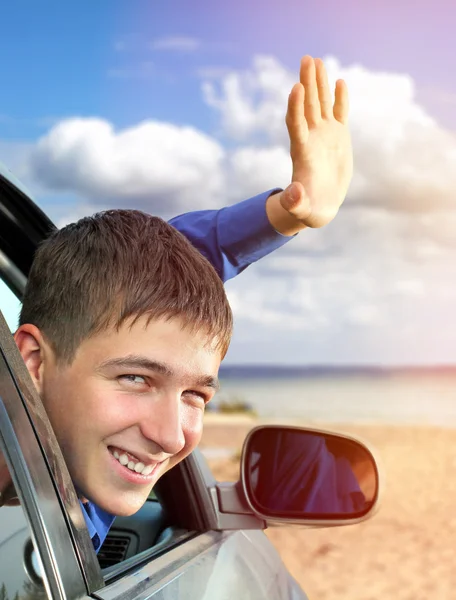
[0,164,381,600]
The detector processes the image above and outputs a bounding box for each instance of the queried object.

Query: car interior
[97,496,170,569]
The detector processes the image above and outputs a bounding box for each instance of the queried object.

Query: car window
[0,277,44,599]
[0,306,100,600]
[0,492,46,600]
[0,277,21,332]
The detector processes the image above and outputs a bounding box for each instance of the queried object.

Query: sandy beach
[201,415,456,599]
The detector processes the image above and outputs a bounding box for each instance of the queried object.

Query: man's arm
[169,55,352,282]
[169,189,293,282]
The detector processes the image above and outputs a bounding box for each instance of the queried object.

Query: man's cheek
[185,412,205,448]
[171,414,204,467]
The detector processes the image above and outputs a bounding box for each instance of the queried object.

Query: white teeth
[112,449,156,476]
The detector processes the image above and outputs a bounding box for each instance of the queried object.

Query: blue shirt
[80,188,292,552]
[80,499,116,553]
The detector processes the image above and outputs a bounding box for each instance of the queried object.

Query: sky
[1,0,456,366]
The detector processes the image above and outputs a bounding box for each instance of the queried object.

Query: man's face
[36,315,221,517]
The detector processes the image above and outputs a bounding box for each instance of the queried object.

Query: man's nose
[139,394,186,457]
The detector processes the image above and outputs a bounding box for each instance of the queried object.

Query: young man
[0,55,352,551]
[13,210,234,548]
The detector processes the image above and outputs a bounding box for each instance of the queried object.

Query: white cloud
[151,36,201,52]
[227,146,291,200]
[347,304,381,326]
[28,54,456,215]
[202,54,456,212]
[27,118,226,213]
[395,280,425,296]
[8,54,456,364]
[202,56,293,144]
[220,201,456,364]
[226,282,330,330]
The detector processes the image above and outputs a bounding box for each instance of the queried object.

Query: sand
[201,416,456,600]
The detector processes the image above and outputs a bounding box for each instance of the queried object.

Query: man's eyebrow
[97,355,220,391]
[97,356,174,376]
[196,375,220,392]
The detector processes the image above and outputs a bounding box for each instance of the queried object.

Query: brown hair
[20,209,233,363]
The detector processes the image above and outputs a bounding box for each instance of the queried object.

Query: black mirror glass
[243,427,378,520]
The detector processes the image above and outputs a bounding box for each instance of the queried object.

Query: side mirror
[239,425,380,525]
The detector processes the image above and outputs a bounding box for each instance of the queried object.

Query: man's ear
[13,324,47,394]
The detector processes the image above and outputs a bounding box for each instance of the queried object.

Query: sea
[214,366,456,427]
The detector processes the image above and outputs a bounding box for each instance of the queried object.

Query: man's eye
[184,390,207,404]
[119,375,147,385]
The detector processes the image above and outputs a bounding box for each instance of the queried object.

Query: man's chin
[81,489,149,517]
[75,469,159,517]
[100,499,146,517]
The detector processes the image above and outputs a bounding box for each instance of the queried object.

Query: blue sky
[2,0,456,138]
[2,0,456,365]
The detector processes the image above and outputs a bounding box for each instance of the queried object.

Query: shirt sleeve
[168,188,294,283]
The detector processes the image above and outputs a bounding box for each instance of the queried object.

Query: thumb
[280,182,309,218]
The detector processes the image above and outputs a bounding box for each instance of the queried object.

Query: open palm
[283,56,353,228]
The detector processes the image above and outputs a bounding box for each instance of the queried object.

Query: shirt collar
[80,499,116,553]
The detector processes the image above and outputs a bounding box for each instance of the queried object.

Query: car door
[0,312,100,600]
[0,164,308,600]
[0,327,304,600]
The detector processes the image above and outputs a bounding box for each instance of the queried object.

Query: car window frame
[0,311,98,599]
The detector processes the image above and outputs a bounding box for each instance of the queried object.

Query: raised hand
[266,55,353,235]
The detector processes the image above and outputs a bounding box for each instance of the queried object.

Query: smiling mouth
[108,446,160,477]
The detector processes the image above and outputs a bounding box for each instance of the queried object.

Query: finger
[285,83,308,148]
[333,78,349,124]
[280,182,309,218]
[300,55,320,125]
[315,58,332,120]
